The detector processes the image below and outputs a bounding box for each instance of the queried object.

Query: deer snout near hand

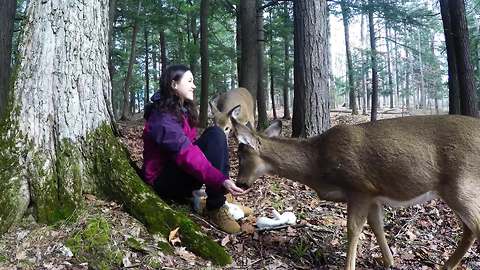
[231,114,480,270]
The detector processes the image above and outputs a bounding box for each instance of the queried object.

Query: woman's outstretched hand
[223,179,249,196]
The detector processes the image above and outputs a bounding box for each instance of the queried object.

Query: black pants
[153,126,229,210]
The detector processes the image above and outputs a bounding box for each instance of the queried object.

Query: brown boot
[207,205,241,234]
[225,194,253,217]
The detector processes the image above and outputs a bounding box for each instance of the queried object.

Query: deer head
[209,87,255,137]
[232,118,282,188]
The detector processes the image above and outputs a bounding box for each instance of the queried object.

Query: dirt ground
[1,110,480,270]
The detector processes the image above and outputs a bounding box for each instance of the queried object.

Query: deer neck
[260,137,315,185]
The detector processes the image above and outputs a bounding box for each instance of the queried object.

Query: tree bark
[361,13,367,115]
[256,0,268,130]
[292,0,330,137]
[340,1,357,115]
[0,0,17,119]
[417,30,426,109]
[0,0,231,265]
[199,0,209,128]
[239,0,258,115]
[121,1,142,120]
[440,0,462,115]
[448,0,478,117]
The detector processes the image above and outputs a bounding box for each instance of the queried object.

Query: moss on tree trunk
[84,124,232,266]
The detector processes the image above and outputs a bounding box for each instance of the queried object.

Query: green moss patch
[65,216,123,270]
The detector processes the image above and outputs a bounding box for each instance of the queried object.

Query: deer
[209,87,255,136]
[230,114,480,270]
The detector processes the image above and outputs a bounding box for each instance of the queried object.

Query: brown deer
[231,115,480,270]
[209,87,255,136]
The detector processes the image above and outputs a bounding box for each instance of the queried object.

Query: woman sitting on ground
[142,64,251,233]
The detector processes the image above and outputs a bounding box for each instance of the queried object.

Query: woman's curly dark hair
[144,64,198,126]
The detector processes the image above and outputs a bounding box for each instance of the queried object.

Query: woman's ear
[171,81,177,90]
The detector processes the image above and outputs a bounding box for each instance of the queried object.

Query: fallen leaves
[168,227,181,246]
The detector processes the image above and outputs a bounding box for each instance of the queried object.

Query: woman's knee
[202,126,227,145]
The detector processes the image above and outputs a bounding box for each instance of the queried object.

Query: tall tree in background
[239,0,258,115]
[257,1,268,130]
[368,0,379,121]
[144,27,150,107]
[340,0,358,115]
[440,0,478,117]
[292,0,330,137]
[0,0,17,118]
[282,1,291,120]
[121,1,142,120]
[199,0,209,127]
[0,0,230,264]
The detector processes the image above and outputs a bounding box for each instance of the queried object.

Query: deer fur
[232,115,480,270]
[209,87,255,136]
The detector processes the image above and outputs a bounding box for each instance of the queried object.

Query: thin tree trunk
[405,48,411,109]
[0,0,17,118]
[236,11,242,83]
[257,0,268,130]
[144,27,150,108]
[368,1,378,121]
[394,30,400,108]
[385,23,394,109]
[152,44,158,89]
[282,1,291,120]
[361,13,367,115]
[199,0,209,128]
[269,12,277,120]
[292,0,330,137]
[417,30,426,109]
[121,1,142,120]
[160,30,167,75]
[340,1,357,115]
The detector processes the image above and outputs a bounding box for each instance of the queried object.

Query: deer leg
[443,222,476,270]
[367,203,394,268]
[345,196,370,270]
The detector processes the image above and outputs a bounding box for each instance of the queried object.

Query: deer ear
[231,117,258,150]
[227,104,242,120]
[209,100,219,117]
[264,120,282,137]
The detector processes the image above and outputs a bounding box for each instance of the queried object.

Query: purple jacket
[143,110,227,187]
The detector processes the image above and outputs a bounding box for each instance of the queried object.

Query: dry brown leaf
[241,223,256,234]
[168,227,181,245]
[221,235,230,246]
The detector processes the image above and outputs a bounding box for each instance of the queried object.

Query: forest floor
[1,109,480,270]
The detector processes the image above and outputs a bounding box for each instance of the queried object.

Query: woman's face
[172,70,196,101]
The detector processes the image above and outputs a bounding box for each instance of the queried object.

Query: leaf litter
[1,111,479,269]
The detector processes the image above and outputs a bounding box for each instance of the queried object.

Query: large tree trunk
[0,0,231,265]
[448,0,478,117]
[292,0,330,137]
[340,1,357,115]
[121,1,141,120]
[199,0,209,128]
[361,13,367,115]
[0,0,17,119]
[256,1,268,130]
[440,0,463,115]
[368,0,379,121]
[239,0,258,115]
